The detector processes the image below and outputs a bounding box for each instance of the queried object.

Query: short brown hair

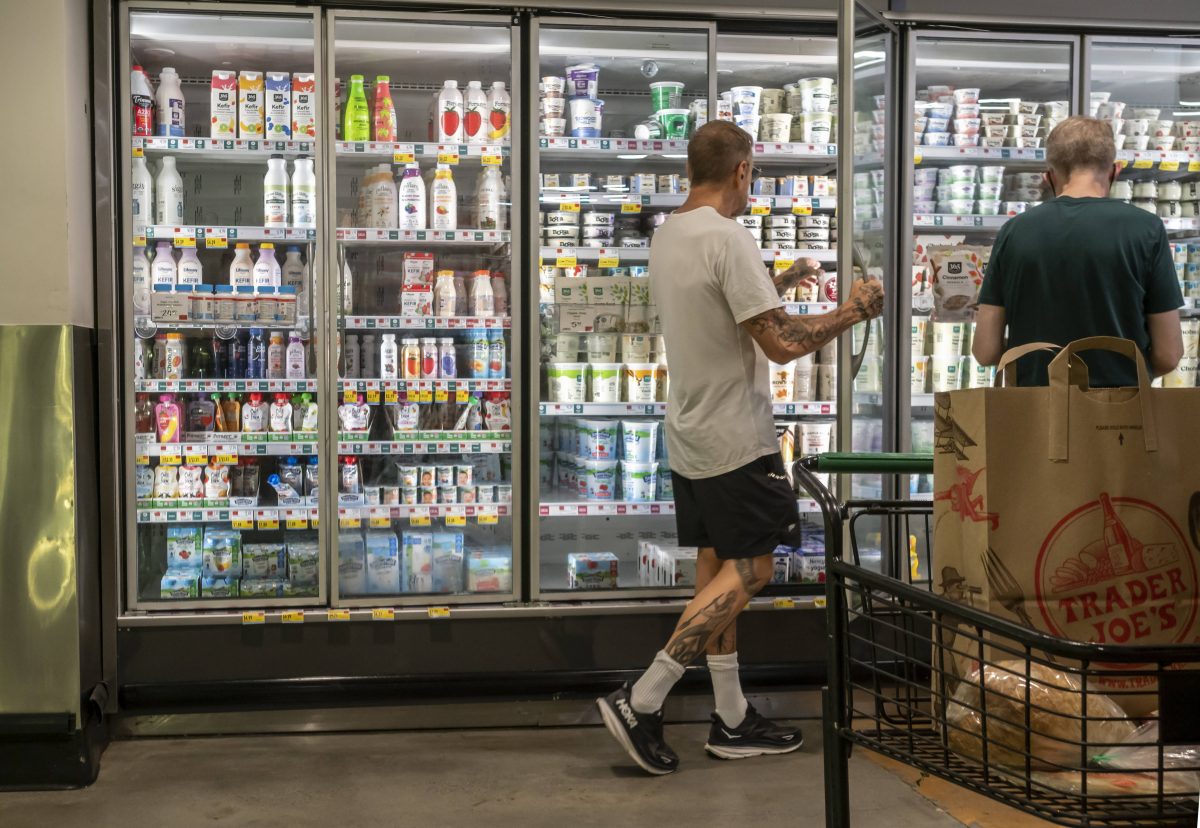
[687,120,752,186]
[1046,116,1116,178]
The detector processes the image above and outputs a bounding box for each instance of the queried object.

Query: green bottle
[343,74,371,142]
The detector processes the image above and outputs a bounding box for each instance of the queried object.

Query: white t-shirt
[650,206,782,479]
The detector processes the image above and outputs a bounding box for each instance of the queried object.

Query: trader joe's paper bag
[933,337,1200,715]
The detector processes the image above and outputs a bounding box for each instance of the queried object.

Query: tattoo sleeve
[744,305,860,362]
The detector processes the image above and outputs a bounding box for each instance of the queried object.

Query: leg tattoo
[665,591,740,666]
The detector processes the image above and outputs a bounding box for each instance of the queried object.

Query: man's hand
[773,257,822,298]
[847,278,884,322]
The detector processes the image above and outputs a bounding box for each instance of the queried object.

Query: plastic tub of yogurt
[566,64,599,99]
[624,363,658,403]
[577,418,619,460]
[621,420,660,463]
[620,461,658,503]
[590,363,622,403]
[581,459,617,501]
[549,362,589,402]
[568,98,603,138]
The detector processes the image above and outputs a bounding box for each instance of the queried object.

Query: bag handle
[992,342,1060,388]
[1047,336,1157,462]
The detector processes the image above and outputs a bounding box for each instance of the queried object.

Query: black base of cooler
[0,708,109,791]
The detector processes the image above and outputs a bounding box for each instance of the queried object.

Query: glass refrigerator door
[123,7,324,610]
[717,28,840,593]
[531,19,712,599]
[329,13,518,606]
[905,34,1077,504]
[1088,37,1200,333]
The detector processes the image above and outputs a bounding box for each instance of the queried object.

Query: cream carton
[292,73,316,139]
[265,72,291,139]
[238,71,265,138]
[403,531,433,593]
[210,71,237,139]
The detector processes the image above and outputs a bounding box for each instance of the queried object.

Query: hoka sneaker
[596,683,679,775]
[704,704,804,759]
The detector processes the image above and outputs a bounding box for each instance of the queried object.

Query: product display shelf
[538,401,835,416]
[338,378,511,393]
[538,498,821,516]
[136,505,320,525]
[134,440,319,459]
[336,228,511,245]
[135,379,317,393]
[342,316,510,331]
[538,137,838,164]
[335,141,509,162]
[136,136,317,161]
[538,245,837,265]
[539,191,838,213]
[136,225,316,246]
[133,318,308,333]
[1116,150,1200,175]
[912,146,1048,165]
[337,438,513,455]
[337,504,511,522]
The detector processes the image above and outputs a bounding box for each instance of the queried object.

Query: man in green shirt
[972,116,1183,386]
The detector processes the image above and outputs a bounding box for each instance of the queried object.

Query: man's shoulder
[1007,197,1160,234]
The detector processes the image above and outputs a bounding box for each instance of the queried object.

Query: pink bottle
[156,394,181,443]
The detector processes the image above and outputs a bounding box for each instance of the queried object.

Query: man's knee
[731,555,773,595]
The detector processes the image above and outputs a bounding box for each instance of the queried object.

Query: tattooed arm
[742,278,884,364]
[771,257,823,298]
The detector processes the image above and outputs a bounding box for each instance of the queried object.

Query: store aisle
[0,724,968,827]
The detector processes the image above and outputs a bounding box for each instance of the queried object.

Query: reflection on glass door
[124,8,324,609]
[330,14,517,605]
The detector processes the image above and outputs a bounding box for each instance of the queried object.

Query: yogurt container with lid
[543,225,580,239]
[924,132,950,146]
[797,228,829,241]
[568,98,603,137]
[544,210,579,226]
[566,64,599,99]
[583,212,615,226]
[765,227,797,241]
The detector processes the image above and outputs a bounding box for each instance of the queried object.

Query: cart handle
[799,452,933,475]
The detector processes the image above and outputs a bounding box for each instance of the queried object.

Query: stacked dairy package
[541,418,672,504]
[718,77,836,146]
[638,542,698,588]
[914,84,1066,150]
[1090,92,1200,154]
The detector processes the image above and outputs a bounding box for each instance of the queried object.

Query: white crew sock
[707,652,748,728]
[630,650,686,714]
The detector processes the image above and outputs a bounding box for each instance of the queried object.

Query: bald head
[687,120,753,187]
[1046,116,1116,181]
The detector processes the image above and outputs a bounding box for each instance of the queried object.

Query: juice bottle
[246,329,265,378]
[430,164,457,231]
[238,71,265,138]
[372,164,398,228]
[400,337,420,380]
[487,330,506,379]
[373,76,397,142]
[486,82,511,142]
[155,67,184,137]
[434,270,456,317]
[135,394,155,433]
[267,331,286,379]
[131,65,154,137]
[420,337,438,378]
[470,270,494,317]
[437,80,463,143]
[463,81,487,145]
[398,164,425,230]
[286,332,306,379]
[342,75,370,142]
[438,337,457,379]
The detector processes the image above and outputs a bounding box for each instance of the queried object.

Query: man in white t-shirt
[596,120,884,775]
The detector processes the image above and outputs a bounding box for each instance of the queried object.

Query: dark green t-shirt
[977,196,1182,387]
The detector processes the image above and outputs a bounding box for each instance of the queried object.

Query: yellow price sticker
[1190,161,1200,173]
[427,606,451,619]
[1160,160,1181,172]
[481,154,502,166]
[310,516,319,529]
[555,253,577,268]
[418,389,433,404]
[135,454,150,466]
[410,515,432,527]
[1132,158,1155,169]
[598,254,619,268]
[344,388,358,403]
[913,152,923,165]
[372,607,395,621]
[132,146,144,158]
[257,515,280,530]
[327,609,351,621]
[792,198,813,216]
[445,513,466,527]
[366,389,381,404]
[478,512,499,525]
[159,454,182,466]
[393,150,415,164]
[434,388,449,403]
[185,454,207,465]
[242,610,265,625]
[133,233,147,248]
[437,151,460,165]
[205,234,228,249]
[455,389,469,404]
[339,516,362,529]
[286,518,308,530]
[621,202,641,214]
[750,204,771,216]
[813,597,827,609]
[772,597,796,610]
[232,515,254,530]
[384,389,399,403]
[559,200,581,213]
[774,259,794,275]
[281,610,305,624]
[369,516,392,528]
[215,453,238,464]
[174,234,196,248]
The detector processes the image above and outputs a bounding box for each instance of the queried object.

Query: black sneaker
[596,683,679,775]
[704,704,804,759]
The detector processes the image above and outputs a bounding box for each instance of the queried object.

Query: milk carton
[338,531,367,595]
[210,71,237,139]
[265,72,291,139]
[365,530,401,595]
[431,532,464,593]
[292,73,316,139]
[238,71,265,138]
[403,531,433,593]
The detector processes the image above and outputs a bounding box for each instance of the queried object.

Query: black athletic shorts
[671,452,802,560]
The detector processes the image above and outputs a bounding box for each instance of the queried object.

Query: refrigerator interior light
[335,39,510,55]
[617,154,648,160]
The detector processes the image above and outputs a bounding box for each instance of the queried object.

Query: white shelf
[337,504,511,521]
[538,137,837,163]
[914,146,1046,165]
[335,141,508,161]
[1116,150,1200,173]
[135,379,316,393]
[336,228,510,245]
[913,393,935,407]
[1162,217,1200,235]
[338,378,510,393]
[538,400,835,416]
[539,192,837,212]
[773,401,836,415]
[538,498,821,516]
[136,505,318,525]
[338,439,512,455]
[912,214,1010,230]
[136,226,315,246]
[785,302,837,315]
[136,136,315,159]
[133,440,318,460]
[343,316,510,331]
[133,317,306,333]
[539,246,836,265]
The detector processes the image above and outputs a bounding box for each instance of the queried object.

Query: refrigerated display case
[121,6,327,610]
[328,12,520,606]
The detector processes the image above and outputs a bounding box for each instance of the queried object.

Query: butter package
[431,532,464,593]
[161,570,200,599]
[777,175,809,197]
[166,525,204,571]
[265,72,291,138]
[810,175,834,197]
[201,575,239,598]
[466,551,512,592]
[365,530,401,595]
[403,531,433,593]
[629,174,657,194]
[567,551,619,589]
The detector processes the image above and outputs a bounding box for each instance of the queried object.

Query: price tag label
[1132,158,1155,169]
[621,202,641,214]
[339,516,362,529]
[384,389,399,403]
[185,453,207,465]
[257,514,280,530]
[135,454,150,466]
[418,388,433,403]
[366,389,381,404]
[344,388,358,403]
[159,454,182,466]
[327,609,351,621]
[1190,161,1200,173]
[555,247,577,268]
[133,232,147,248]
[913,152,923,165]
[478,512,499,525]
[427,606,451,619]
[231,511,254,530]
[437,150,460,165]
[132,146,144,158]
[750,197,771,216]
[481,152,503,166]
[205,228,228,248]
[1160,160,1181,172]
[242,610,265,625]
[369,516,392,528]
[393,145,415,164]
[772,597,796,610]
[434,388,449,403]
[281,610,305,624]
[792,198,813,216]
[174,230,196,248]
[410,515,432,527]
[286,518,308,530]
[774,258,794,275]
[215,453,238,464]
[813,597,827,609]
[372,607,395,621]
[559,199,581,213]
[445,513,466,527]
[598,253,619,268]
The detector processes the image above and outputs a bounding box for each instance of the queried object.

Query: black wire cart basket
[796,453,1200,828]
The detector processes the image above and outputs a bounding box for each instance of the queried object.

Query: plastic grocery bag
[1096,718,1200,774]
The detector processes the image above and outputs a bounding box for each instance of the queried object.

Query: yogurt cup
[1096,101,1126,119]
[549,362,589,402]
[566,63,599,99]
[975,200,1001,215]
[953,88,980,106]
[734,114,760,140]
[1131,107,1161,120]
[760,113,793,142]
[541,96,566,118]
[624,363,659,403]
[760,88,786,114]
[583,212,615,227]
[938,182,977,200]
[620,461,658,503]
[586,333,618,361]
[541,76,567,96]
[1044,101,1069,118]
[543,226,580,240]
[577,419,619,460]
[804,113,833,143]
[622,334,652,361]
[941,199,975,216]
[657,468,674,500]
[978,181,1003,199]
[650,81,685,112]
[1153,137,1176,151]
[544,211,579,226]
[568,97,603,138]
[979,166,1006,184]
[581,459,618,501]
[931,355,964,392]
[621,420,660,463]
[953,117,982,135]
[952,134,979,147]
[765,226,797,241]
[942,165,978,183]
[923,132,950,146]
[657,108,690,138]
[581,226,614,240]
[590,363,622,403]
[799,77,834,114]
[731,86,763,116]
[541,118,566,137]
[1123,119,1150,136]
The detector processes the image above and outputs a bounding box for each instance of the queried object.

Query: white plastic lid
[444,80,458,86]
[467,80,482,87]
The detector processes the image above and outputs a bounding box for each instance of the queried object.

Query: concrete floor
[0,724,971,828]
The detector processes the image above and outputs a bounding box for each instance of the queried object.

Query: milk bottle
[131,65,154,137]
[155,156,184,224]
[430,164,457,231]
[155,67,184,137]
[263,156,289,227]
[437,81,464,143]
[229,243,254,287]
[253,243,281,288]
[239,71,265,138]
[373,165,398,228]
[131,156,153,228]
[398,164,425,230]
[286,332,306,379]
[177,248,203,286]
[132,247,151,314]
[151,242,176,287]
[291,157,316,228]
[475,164,503,230]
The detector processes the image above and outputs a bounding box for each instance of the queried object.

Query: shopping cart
[795,453,1200,828]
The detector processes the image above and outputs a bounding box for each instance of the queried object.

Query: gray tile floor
[0,725,964,827]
